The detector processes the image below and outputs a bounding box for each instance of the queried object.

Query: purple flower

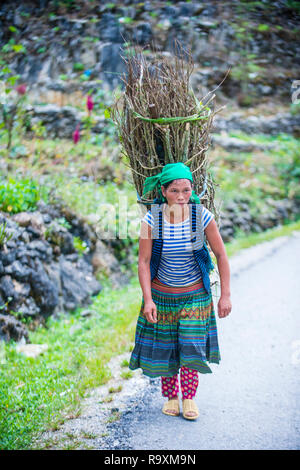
[86,95,94,113]
[16,84,26,95]
[72,124,80,144]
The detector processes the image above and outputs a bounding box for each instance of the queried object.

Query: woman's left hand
[218,295,232,318]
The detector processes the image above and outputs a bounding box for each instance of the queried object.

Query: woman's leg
[180,367,199,418]
[180,366,199,399]
[161,373,180,415]
[161,373,179,399]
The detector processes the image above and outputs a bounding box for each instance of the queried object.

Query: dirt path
[104,232,300,450]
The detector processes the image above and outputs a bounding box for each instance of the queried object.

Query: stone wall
[0,200,131,342]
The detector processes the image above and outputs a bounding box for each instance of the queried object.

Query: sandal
[162,398,180,417]
[182,399,199,420]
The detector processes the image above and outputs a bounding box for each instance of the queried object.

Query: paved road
[105,233,300,450]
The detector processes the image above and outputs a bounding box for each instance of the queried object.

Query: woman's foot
[162,397,180,416]
[182,399,199,420]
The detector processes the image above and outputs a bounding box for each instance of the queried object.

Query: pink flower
[16,84,26,95]
[86,95,94,113]
[72,124,80,144]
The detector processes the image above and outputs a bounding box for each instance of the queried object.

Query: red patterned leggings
[161,367,199,399]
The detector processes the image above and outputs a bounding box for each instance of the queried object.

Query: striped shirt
[142,206,214,286]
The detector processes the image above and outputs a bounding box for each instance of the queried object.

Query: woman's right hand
[143,300,157,323]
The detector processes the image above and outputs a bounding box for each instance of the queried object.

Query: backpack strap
[189,204,205,250]
[151,203,164,240]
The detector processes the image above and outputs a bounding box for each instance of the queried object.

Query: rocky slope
[0,199,131,342]
[0,0,299,105]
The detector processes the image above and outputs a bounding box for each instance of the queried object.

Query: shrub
[0,178,41,213]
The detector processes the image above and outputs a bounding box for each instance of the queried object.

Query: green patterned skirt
[129,277,221,378]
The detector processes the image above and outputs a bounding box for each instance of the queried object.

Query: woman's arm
[138,221,157,323]
[205,219,232,318]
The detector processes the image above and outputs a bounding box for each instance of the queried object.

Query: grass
[210,133,300,210]
[108,385,123,394]
[225,219,300,257]
[120,371,133,380]
[0,276,141,450]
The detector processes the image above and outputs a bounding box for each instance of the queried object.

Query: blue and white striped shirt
[142,206,214,286]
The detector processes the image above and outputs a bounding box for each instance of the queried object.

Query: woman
[129,162,232,420]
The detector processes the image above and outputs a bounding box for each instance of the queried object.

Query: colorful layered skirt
[129,277,221,378]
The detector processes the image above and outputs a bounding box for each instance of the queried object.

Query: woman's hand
[143,300,157,323]
[218,295,232,318]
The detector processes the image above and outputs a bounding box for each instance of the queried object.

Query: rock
[0,314,29,343]
[12,211,45,235]
[29,258,59,316]
[132,22,153,45]
[11,212,33,227]
[4,260,32,281]
[212,135,276,152]
[27,240,53,262]
[80,309,93,318]
[0,203,129,330]
[59,255,101,311]
[214,112,300,137]
[15,343,48,358]
[0,275,18,302]
[45,220,74,254]
[0,249,17,266]
[16,296,41,318]
[178,1,204,16]
[26,103,106,139]
[91,239,129,288]
[99,42,127,90]
[196,18,217,29]
[99,13,125,43]
[161,5,180,18]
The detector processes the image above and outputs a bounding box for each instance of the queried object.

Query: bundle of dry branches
[111,41,226,214]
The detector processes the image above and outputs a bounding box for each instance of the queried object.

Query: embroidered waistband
[151,277,204,294]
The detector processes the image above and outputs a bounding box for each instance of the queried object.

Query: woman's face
[161,179,193,206]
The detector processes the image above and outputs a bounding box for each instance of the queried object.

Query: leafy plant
[0,65,29,151]
[290,102,300,115]
[0,178,41,213]
[0,220,13,247]
[73,236,89,255]
[104,2,116,9]
[286,0,300,14]
[55,217,72,230]
[257,23,270,32]
[118,17,134,24]
[73,62,84,72]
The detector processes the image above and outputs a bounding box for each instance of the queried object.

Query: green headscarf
[142,162,200,204]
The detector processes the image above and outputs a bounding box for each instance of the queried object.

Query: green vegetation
[234,0,276,13]
[0,177,47,214]
[121,370,133,380]
[211,133,300,215]
[0,277,141,450]
[0,220,13,247]
[225,219,300,258]
[73,62,85,72]
[73,236,89,256]
[286,0,300,14]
